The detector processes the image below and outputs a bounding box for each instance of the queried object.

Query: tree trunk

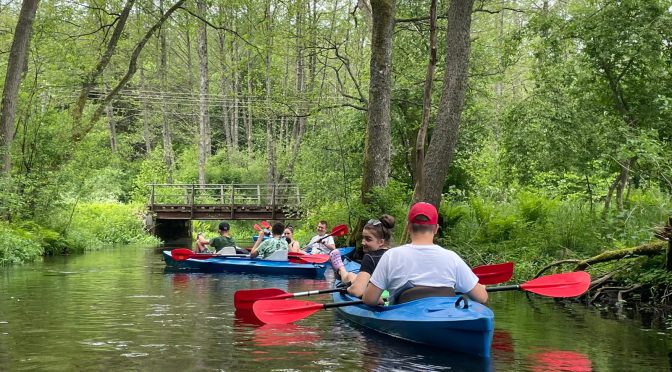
[159,0,174,183]
[283,0,307,179]
[104,82,118,153]
[361,0,395,204]
[218,29,232,150]
[197,0,210,186]
[603,175,620,218]
[246,56,253,154]
[140,65,152,154]
[232,37,240,150]
[417,0,475,207]
[280,55,289,149]
[265,0,277,184]
[71,0,135,127]
[0,0,40,174]
[615,157,636,211]
[412,0,438,197]
[159,0,174,182]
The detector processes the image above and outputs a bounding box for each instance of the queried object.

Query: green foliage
[206,149,267,184]
[445,189,671,280]
[0,222,43,265]
[438,203,470,232]
[0,220,80,264]
[62,202,159,248]
[516,190,557,223]
[131,148,169,203]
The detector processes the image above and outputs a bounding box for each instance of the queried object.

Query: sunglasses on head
[367,219,381,226]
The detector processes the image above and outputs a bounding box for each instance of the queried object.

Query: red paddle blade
[331,224,348,237]
[253,299,324,324]
[296,255,329,264]
[473,262,514,285]
[521,271,591,297]
[288,252,305,256]
[234,288,291,310]
[171,248,196,261]
[261,221,271,229]
[253,224,262,231]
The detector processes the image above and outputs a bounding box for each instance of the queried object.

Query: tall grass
[439,190,672,280]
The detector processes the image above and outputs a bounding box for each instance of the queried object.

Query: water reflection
[529,348,592,372]
[234,309,264,327]
[254,323,320,348]
[491,329,516,370]
[0,247,670,371]
[338,318,491,372]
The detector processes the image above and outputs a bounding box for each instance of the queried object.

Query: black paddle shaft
[486,284,521,293]
[323,300,363,309]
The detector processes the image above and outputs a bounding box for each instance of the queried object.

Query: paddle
[487,271,591,297]
[170,248,324,264]
[261,221,271,230]
[234,284,350,310]
[234,262,513,310]
[288,255,330,264]
[252,271,591,324]
[253,224,262,231]
[473,262,513,285]
[301,224,349,252]
[170,248,248,261]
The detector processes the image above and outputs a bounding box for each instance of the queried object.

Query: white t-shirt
[308,234,335,254]
[369,244,479,301]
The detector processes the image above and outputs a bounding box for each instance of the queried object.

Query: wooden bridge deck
[147,183,301,220]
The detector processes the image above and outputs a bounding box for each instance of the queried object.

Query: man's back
[369,244,479,302]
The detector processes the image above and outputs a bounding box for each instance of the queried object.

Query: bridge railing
[148,183,301,207]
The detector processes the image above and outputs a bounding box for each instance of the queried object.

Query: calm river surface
[1,246,671,371]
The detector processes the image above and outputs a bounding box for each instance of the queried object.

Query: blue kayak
[336,246,355,258]
[332,262,494,357]
[162,250,327,277]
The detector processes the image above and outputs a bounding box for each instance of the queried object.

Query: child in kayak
[195,221,236,253]
[362,202,488,306]
[329,215,395,298]
[305,221,336,254]
[250,222,289,259]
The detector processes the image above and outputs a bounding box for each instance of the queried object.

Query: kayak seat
[264,250,289,261]
[216,246,237,255]
[395,286,456,305]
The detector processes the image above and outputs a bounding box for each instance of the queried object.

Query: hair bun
[379,214,395,229]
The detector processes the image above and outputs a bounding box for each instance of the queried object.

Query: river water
[0,246,670,371]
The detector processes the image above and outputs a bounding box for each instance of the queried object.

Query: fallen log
[573,241,666,271]
[535,241,666,277]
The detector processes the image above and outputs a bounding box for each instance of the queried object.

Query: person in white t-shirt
[305,220,336,254]
[362,202,488,306]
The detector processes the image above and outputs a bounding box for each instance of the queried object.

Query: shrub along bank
[0,202,159,265]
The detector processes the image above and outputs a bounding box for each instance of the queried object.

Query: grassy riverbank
[0,202,158,265]
[3,189,671,300]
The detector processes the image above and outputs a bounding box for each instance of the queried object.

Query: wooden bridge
[146,183,301,245]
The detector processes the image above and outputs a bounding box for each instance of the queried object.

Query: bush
[0,222,43,265]
[57,202,159,249]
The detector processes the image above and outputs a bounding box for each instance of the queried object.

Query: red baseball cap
[407,202,438,225]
